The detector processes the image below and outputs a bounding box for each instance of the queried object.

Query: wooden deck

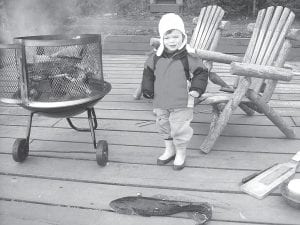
[0,54,300,225]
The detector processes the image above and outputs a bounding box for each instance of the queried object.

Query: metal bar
[88,108,97,148]
[26,112,34,143]
[91,108,98,130]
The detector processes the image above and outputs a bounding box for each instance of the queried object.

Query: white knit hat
[156,13,188,56]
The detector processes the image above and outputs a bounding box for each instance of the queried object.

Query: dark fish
[110,196,212,224]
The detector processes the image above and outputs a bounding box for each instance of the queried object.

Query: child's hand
[189,90,200,98]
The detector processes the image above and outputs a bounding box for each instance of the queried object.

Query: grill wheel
[96,140,108,167]
[12,138,29,162]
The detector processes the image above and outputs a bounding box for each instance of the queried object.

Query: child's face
[163,29,184,53]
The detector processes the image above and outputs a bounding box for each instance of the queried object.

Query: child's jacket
[142,48,208,109]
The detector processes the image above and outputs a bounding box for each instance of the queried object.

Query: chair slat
[194,6,212,49]
[190,7,206,48]
[250,7,283,91]
[244,9,266,63]
[266,10,295,66]
[249,7,294,98]
[262,40,292,102]
[256,6,283,65]
[263,7,291,66]
[202,7,224,50]
[198,5,218,49]
[234,8,266,88]
[250,6,274,64]
[199,5,218,49]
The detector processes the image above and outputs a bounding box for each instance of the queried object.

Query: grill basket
[0,34,111,166]
[1,34,110,113]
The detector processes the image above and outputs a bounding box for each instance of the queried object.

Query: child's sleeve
[189,55,209,96]
[141,53,155,99]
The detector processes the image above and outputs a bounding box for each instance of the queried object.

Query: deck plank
[0,138,299,170]
[0,125,300,153]
[1,174,300,225]
[0,154,299,192]
[0,55,300,225]
[0,201,198,225]
[0,114,299,138]
[0,107,297,126]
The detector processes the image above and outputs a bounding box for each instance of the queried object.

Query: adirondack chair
[196,6,299,153]
[133,5,231,99]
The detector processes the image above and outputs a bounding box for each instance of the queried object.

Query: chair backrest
[240,6,295,101]
[189,5,225,51]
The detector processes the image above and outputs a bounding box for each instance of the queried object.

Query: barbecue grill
[0,34,111,166]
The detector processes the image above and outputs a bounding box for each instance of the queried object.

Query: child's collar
[162,47,187,59]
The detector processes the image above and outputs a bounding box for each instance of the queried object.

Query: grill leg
[26,112,34,144]
[12,112,34,162]
[66,108,97,131]
[91,108,98,129]
[87,108,97,148]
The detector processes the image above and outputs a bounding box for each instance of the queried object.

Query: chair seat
[198,92,250,105]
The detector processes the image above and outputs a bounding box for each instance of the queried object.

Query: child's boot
[173,146,186,170]
[157,139,176,165]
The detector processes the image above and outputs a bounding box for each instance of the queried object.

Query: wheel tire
[96,140,108,167]
[12,138,29,162]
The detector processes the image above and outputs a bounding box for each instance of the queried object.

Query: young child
[141,13,209,170]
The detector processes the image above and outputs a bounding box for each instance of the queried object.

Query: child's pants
[153,108,193,148]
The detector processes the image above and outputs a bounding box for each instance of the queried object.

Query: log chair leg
[209,72,231,89]
[200,104,220,154]
[247,90,296,139]
[239,103,256,116]
[242,101,263,114]
[200,79,250,153]
[208,104,221,131]
[200,101,236,153]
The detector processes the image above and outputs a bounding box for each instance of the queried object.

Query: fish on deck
[109,195,213,224]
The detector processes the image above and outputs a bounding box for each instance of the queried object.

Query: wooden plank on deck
[0,54,300,225]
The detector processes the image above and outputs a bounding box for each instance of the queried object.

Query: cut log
[200,77,251,153]
[230,62,294,81]
[196,49,242,64]
[246,89,296,139]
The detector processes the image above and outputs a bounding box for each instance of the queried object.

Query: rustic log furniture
[196,6,299,153]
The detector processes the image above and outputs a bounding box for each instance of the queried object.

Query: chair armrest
[195,49,243,64]
[230,62,294,81]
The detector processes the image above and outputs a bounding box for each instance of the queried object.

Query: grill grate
[0,34,106,106]
[25,43,103,102]
[0,46,22,102]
